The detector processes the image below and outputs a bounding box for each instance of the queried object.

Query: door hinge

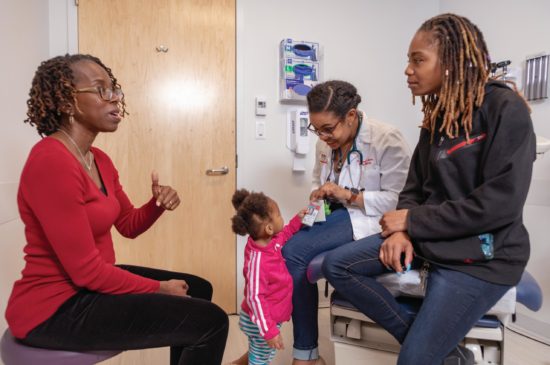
[235,154,238,169]
[74,0,79,6]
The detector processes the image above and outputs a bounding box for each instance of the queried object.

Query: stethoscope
[326,112,364,185]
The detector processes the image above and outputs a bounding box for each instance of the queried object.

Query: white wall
[440,0,550,329]
[236,0,439,306]
[0,0,49,338]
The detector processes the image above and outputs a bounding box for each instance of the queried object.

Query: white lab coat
[312,113,411,240]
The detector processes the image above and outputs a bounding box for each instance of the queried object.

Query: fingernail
[406,263,411,272]
[396,272,402,276]
[156,201,161,206]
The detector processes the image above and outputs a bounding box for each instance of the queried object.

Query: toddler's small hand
[298,208,308,219]
[266,334,284,350]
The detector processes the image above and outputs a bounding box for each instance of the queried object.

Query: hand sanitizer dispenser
[287,109,310,171]
[295,111,310,154]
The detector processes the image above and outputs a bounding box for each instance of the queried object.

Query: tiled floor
[222,308,550,365]
[99,306,550,365]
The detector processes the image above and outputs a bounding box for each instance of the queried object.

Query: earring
[445,69,449,77]
[69,114,75,125]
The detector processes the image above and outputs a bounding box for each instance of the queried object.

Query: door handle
[206,166,229,176]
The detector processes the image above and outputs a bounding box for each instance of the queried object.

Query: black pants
[22,265,229,365]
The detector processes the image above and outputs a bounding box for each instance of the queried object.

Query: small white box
[302,200,326,226]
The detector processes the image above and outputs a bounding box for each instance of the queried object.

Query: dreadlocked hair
[417,13,490,141]
[231,189,271,240]
[24,54,128,136]
[307,80,361,118]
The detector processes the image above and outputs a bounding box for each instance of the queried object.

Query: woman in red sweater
[5,54,228,365]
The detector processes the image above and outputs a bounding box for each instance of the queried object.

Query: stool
[1,329,122,365]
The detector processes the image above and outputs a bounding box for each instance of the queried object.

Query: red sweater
[5,138,164,339]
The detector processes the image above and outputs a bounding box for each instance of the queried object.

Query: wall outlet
[255,120,266,139]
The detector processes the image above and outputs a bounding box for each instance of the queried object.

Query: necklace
[58,129,94,171]
[335,148,346,172]
[335,143,352,173]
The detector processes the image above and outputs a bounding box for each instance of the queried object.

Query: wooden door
[78,0,236,317]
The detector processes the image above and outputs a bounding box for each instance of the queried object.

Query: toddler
[229,189,306,365]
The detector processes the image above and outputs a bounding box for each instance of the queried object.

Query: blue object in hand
[479,233,494,259]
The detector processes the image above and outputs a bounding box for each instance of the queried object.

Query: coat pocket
[415,233,494,264]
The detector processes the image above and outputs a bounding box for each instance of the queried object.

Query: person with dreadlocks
[282,80,411,365]
[229,189,306,365]
[5,54,229,365]
[323,13,536,364]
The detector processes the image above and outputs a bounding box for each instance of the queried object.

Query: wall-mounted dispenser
[280,39,320,61]
[280,39,322,103]
[286,108,310,171]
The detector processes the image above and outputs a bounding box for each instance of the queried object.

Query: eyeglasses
[307,118,344,137]
[75,86,124,102]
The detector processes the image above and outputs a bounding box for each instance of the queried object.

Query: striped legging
[239,311,281,365]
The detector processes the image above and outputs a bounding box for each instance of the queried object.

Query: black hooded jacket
[398,80,536,286]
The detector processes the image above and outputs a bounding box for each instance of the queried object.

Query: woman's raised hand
[151,171,180,210]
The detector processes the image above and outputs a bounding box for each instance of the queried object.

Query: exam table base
[331,304,505,365]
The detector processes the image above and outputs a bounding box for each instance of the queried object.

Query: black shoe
[443,345,475,365]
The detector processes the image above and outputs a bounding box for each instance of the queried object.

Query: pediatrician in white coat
[282,80,411,365]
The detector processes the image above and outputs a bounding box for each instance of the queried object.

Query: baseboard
[506,313,550,345]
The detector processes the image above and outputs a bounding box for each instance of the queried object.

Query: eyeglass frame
[307,117,345,137]
[75,86,124,102]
